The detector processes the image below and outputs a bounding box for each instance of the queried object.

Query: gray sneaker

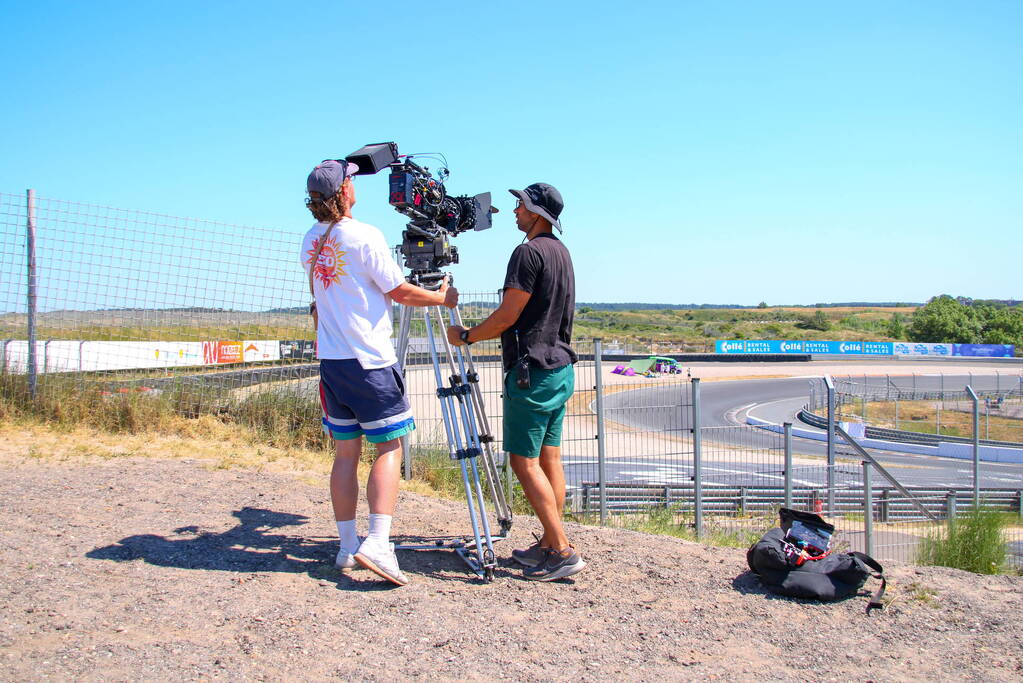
[511,533,547,568]
[522,547,586,582]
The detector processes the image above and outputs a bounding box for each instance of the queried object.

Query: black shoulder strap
[850,552,886,613]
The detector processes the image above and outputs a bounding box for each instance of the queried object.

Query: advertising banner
[279,340,316,360]
[202,340,244,364]
[892,342,952,357]
[953,344,1016,357]
[82,341,205,371]
[243,340,282,362]
[717,339,1013,357]
[1,341,208,373]
[715,340,894,355]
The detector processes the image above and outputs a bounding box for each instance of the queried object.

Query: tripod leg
[395,305,414,480]
[431,306,498,565]
[395,304,413,369]
[448,306,513,534]
[423,306,492,576]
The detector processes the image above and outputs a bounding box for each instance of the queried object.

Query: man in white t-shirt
[302,159,456,586]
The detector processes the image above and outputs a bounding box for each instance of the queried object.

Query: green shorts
[502,364,574,459]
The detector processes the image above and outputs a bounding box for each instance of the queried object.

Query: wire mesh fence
[808,373,1023,443]
[3,190,1023,571]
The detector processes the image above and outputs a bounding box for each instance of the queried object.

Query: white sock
[337,519,359,551]
[367,513,392,545]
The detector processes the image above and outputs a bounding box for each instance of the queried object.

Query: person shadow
[87,507,485,589]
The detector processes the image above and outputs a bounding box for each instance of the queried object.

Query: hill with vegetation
[573,295,1022,355]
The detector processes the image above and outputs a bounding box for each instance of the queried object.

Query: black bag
[746,508,886,612]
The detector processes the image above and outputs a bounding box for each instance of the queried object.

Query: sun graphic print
[306,234,347,289]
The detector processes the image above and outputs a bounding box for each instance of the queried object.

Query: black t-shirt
[501,233,577,372]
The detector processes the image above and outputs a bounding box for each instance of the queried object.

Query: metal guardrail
[798,407,1023,448]
[574,482,1023,521]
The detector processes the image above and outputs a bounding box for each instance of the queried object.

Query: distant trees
[796,309,831,331]
[976,305,1023,345]
[908,295,1023,345]
[886,313,907,340]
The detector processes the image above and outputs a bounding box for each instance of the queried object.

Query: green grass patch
[916,506,1013,574]
[591,504,774,548]
[409,446,534,515]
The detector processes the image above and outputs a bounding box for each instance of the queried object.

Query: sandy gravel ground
[2,449,1022,682]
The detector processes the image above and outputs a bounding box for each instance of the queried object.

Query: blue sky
[1,1,1020,306]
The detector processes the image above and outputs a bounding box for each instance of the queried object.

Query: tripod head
[404,269,450,292]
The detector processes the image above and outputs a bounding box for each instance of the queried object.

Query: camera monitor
[346,142,399,175]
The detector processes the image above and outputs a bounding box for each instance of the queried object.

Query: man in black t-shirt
[447,182,584,582]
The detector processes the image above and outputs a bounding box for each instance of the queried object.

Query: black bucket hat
[508,183,564,233]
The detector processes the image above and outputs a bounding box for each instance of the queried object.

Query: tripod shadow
[87,507,394,591]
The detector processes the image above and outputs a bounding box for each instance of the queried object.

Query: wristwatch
[460,329,473,345]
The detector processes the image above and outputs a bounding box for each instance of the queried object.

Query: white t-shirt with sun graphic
[301,217,405,368]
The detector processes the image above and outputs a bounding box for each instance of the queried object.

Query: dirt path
[1,450,1022,682]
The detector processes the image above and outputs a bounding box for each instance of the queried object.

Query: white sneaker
[335,536,364,571]
[354,539,409,586]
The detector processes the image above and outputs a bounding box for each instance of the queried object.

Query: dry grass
[0,372,448,498]
[0,419,453,500]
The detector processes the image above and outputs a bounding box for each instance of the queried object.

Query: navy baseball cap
[307,159,360,197]
[508,182,564,232]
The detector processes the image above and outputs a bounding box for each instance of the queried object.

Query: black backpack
[746,508,886,612]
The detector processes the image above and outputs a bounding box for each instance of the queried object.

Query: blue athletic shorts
[318,359,415,444]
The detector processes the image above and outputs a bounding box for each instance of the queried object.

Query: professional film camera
[345,142,496,287]
[342,142,510,581]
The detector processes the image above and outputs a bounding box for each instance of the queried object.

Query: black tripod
[394,274,513,581]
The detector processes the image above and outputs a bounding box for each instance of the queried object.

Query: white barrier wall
[745,415,1023,463]
[2,340,281,373]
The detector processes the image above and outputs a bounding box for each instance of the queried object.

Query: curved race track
[601,367,1023,489]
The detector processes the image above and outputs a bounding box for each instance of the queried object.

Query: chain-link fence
[4,190,1022,571]
[818,373,1023,444]
[800,375,1023,568]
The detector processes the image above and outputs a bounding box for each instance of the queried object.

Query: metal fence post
[937,374,944,435]
[26,189,38,398]
[862,461,873,557]
[594,339,607,525]
[824,375,836,515]
[985,400,990,441]
[783,422,793,509]
[966,385,980,507]
[692,377,703,539]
